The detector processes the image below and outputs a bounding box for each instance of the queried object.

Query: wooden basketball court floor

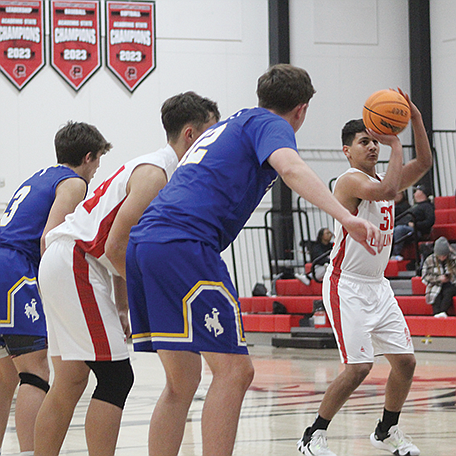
[2,343,455,455]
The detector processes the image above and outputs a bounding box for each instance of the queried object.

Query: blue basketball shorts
[0,247,47,338]
[126,239,248,355]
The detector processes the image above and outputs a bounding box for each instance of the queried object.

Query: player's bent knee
[346,363,372,384]
[19,372,50,393]
[85,359,134,409]
[399,354,416,377]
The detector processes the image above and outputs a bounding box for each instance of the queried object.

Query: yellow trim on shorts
[132,280,246,344]
[3,276,37,325]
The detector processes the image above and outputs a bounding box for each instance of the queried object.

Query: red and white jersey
[329,168,394,279]
[45,145,178,276]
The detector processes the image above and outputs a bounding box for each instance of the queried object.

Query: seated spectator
[392,184,435,260]
[421,236,456,317]
[394,191,411,222]
[296,227,334,284]
[310,227,334,280]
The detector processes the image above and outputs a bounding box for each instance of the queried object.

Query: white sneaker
[370,424,420,456]
[434,311,448,318]
[295,273,311,286]
[297,428,337,456]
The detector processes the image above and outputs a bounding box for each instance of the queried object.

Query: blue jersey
[0,165,85,267]
[130,107,298,252]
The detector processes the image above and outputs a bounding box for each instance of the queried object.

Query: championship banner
[0,0,45,90]
[106,1,155,92]
[50,0,101,91]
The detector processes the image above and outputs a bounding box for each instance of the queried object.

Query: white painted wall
[289,0,412,195]
[0,0,269,207]
[3,0,454,207]
[430,0,456,130]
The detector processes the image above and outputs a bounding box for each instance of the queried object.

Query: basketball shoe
[370,423,420,455]
[297,427,337,456]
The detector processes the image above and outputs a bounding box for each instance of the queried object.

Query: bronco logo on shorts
[24,299,40,323]
[205,308,224,337]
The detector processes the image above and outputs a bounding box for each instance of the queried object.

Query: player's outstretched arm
[397,89,433,190]
[105,164,168,279]
[40,177,87,255]
[268,147,382,255]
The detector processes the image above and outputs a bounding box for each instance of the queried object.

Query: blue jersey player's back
[0,165,84,267]
[130,107,298,252]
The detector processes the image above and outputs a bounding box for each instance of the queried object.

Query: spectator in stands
[296,227,334,284]
[391,184,435,260]
[394,191,411,223]
[311,227,334,280]
[421,236,456,317]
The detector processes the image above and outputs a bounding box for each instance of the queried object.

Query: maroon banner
[50,0,101,91]
[0,0,45,90]
[106,1,155,92]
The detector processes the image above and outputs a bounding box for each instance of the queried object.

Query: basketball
[362,89,411,135]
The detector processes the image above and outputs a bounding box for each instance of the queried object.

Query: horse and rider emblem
[24,298,40,323]
[205,308,224,337]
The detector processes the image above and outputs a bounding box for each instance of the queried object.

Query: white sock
[20,452,34,456]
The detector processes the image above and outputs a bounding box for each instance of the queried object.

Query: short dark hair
[256,64,316,114]
[161,91,220,142]
[316,227,328,244]
[55,121,112,166]
[341,119,366,146]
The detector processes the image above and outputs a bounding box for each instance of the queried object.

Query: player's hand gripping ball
[362,89,411,135]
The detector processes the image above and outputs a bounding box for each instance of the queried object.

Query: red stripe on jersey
[76,198,125,259]
[73,244,112,360]
[329,226,348,363]
[83,166,125,214]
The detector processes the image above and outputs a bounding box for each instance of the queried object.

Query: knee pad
[85,359,134,409]
[19,372,50,393]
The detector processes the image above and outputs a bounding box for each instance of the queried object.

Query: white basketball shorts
[38,238,129,361]
[323,267,414,364]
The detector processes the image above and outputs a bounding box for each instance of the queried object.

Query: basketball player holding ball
[297,90,432,456]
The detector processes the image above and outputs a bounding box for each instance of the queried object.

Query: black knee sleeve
[85,359,134,409]
[19,372,50,393]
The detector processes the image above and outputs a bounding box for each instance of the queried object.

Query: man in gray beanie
[421,236,456,317]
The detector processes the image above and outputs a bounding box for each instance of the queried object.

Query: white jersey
[329,168,394,278]
[46,145,178,276]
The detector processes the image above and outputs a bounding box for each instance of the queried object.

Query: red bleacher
[406,316,456,337]
[275,280,322,296]
[242,314,302,332]
[411,276,426,295]
[384,258,409,276]
[240,296,315,314]
[397,195,456,263]
[434,195,455,210]
[430,195,456,241]
[240,278,456,336]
